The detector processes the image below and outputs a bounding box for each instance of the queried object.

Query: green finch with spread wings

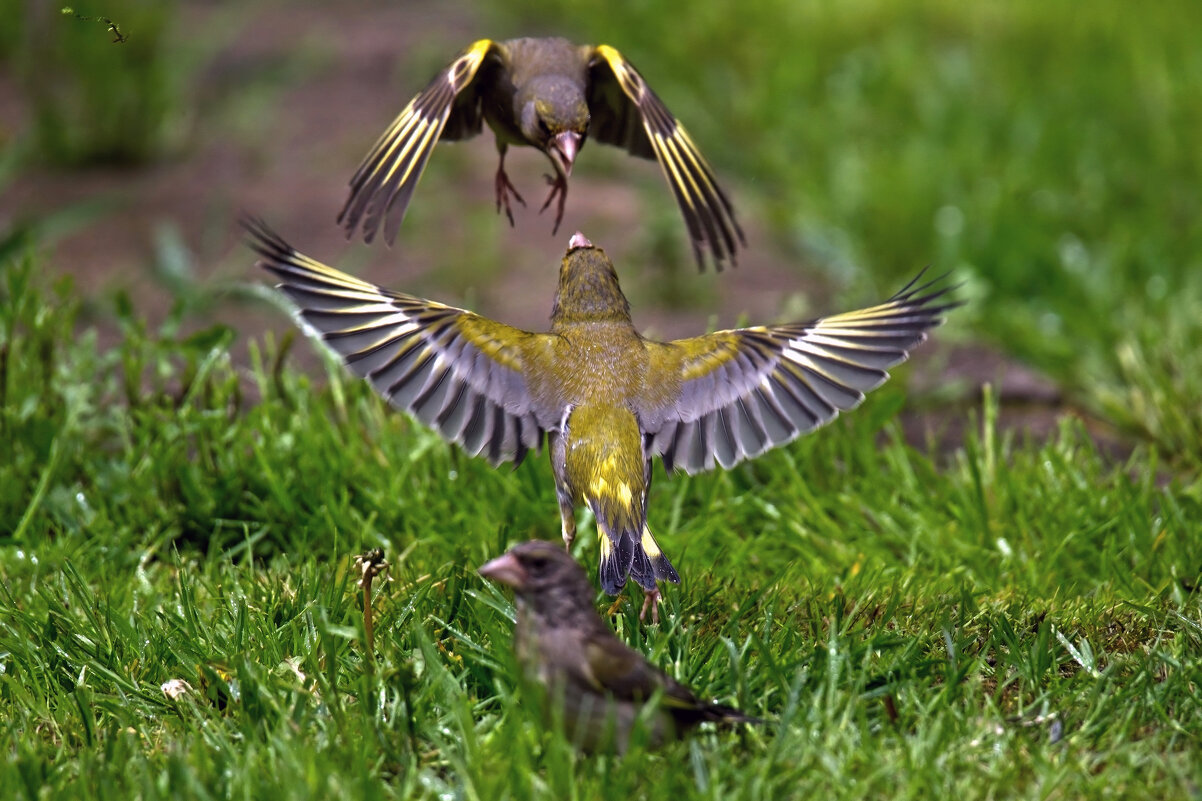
[479,540,758,752]
[337,37,745,271]
[247,220,956,619]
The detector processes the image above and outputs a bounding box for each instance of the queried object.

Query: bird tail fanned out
[596,522,635,596]
[592,511,679,595]
[629,525,679,590]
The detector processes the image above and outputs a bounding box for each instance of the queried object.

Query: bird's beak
[568,232,593,250]
[478,552,527,589]
[547,131,582,178]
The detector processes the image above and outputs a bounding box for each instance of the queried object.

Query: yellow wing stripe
[655,134,703,210]
[595,45,639,97]
[779,350,861,388]
[362,39,493,188]
[364,106,433,189]
[247,217,547,467]
[380,39,491,149]
[793,332,901,355]
[340,40,494,243]
[595,43,744,269]
[659,129,722,211]
[648,134,695,210]
[640,270,958,474]
[598,45,724,214]
[360,98,424,176]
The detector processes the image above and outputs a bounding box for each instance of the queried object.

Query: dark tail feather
[700,702,762,726]
[669,700,762,731]
[598,530,635,596]
[628,525,679,591]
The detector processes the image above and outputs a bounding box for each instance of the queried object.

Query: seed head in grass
[246,219,957,620]
[336,37,744,272]
[479,540,758,752]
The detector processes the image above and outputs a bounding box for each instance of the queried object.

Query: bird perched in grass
[246,220,956,620]
[337,37,744,271]
[478,540,758,751]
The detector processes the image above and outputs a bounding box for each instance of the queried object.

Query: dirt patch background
[1,1,1069,448]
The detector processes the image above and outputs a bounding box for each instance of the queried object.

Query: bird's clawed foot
[602,588,662,624]
[539,173,569,236]
[639,587,662,625]
[495,166,526,226]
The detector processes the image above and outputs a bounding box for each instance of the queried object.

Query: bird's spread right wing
[637,271,959,474]
[587,45,745,272]
[246,218,548,466]
[338,39,500,246]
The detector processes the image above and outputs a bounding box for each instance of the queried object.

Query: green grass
[4,0,1202,797]
[2,238,1200,798]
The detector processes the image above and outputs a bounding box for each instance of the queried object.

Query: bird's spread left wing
[246,219,547,466]
[339,39,500,246]
[637,271,959,474]
[586,45,745,272]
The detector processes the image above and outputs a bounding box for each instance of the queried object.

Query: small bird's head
[520,83,589,178]
[479,541,594,616]
[551,233,632,325]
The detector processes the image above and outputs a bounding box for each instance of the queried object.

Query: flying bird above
[336,37,745,271]
[247,219,957,618]
[479,540,759,752]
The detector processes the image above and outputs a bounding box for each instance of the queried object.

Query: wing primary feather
[714,406,739,468]
[592,46,743,271]
[410,362,455,420]
[379,348,437,410]
[247,215,546,466]
[733,396,768,456]
[460,395,491,456]
[658,421,680,473]
[767,370,828,432]
[487,404,506,465]
[639,268,958,474]
[752,386,796,444]
[338,41,494,245]
[436,383,473,438]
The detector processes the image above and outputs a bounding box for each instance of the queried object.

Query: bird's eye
[529,556,548,571]
[537,118,551,136]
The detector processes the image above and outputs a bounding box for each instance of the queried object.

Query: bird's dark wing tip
[239,214,292,261]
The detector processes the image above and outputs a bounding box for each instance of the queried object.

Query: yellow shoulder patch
[454,40,496,89]
[594,44,642,101]
[452,315,529,371]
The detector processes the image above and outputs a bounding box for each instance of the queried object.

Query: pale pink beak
[547,131,582,178]
[478,552,527,589]
[568,232,592,250]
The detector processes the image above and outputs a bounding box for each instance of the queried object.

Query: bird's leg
[539,171,569,236]
[639,587,662,625]
[550,432,575,551]
[494,146,526,226]
[556,489,576,551]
